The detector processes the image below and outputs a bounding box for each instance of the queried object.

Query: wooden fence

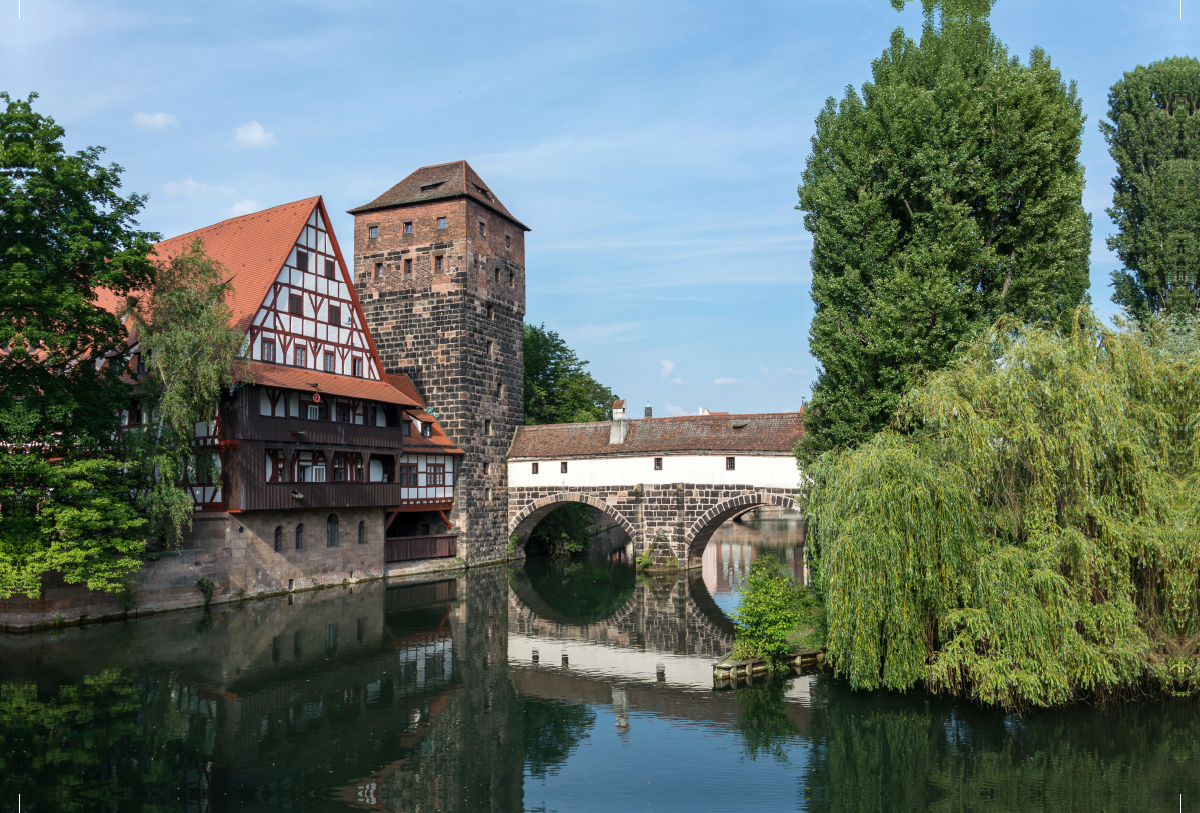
[385,534,457,563]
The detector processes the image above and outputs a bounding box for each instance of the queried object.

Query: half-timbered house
[115,197,464,587]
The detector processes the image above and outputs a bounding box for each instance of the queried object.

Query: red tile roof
[347,161,529,230]
[151,197,321,335]
[508,413,804,458]
[385,373,426,408]
[249,362,422,407]
[382,373,462,454]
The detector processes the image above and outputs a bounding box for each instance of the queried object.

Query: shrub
[731,553,808,662]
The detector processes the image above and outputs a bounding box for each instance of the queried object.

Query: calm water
[2,516,1199,812]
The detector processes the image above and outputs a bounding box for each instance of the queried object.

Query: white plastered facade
[506,452,801,490]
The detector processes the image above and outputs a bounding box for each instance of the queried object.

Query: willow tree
[807,308,1200,709]
[796,0,1091,462]
[1104,57,1200,319]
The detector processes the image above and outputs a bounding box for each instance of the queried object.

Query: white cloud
[671,377,684,385]
[235,120,277,147]
[661,401,687,417]
[227,199,262,216]
[163,178,236,198]
[134,111,178,129]
[660,359,674,379]
[714,377,738,384]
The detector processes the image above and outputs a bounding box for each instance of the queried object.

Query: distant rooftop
[347,160,530,230]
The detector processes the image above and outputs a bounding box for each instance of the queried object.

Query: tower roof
[347,160,529,230]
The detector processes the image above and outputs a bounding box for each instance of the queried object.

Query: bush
[731,553,812,662]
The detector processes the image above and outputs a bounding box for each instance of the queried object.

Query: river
[2,513,1197,812]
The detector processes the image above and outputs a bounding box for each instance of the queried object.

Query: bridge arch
[507,491,638,553]
[684,492,798,560]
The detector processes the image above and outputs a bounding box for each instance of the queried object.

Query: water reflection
[2,535,1197,812]
[703,509,808,615]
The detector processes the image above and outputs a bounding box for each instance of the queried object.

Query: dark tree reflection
[522,697,596,779]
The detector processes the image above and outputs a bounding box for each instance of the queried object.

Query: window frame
[374,262,383,278]
[325,259,336,280]
[289,292,304,315]
[435,255,444,273]
[403,221,413,234]
[294,346,307,367]
[261,338,276,363]
[296,250,309,271]
[726,457,736,471]
[532,462,539,474]
[352,357,363,377]
[327,514,339,547]
[437,216,447,230]
[295,523,304,550]
[368,225,379,239]
[404,258,413,274]
[324,351,335,372]
[654,457,663,470]
[560,461,568,474]
[328,304,341,326]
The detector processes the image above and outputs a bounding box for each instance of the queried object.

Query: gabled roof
[508,413,804,459]
[384,373,463,455]
[250,362,421,408]
[347,161,529,230]
[152,197,321,335]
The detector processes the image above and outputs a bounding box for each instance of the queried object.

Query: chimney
[610,399,628,444]
[644,399,652,419]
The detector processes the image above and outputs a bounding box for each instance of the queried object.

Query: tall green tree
[1104,57,1200,319]
[795,0,1091,462]
[523,323,617,425]
[0,92,157,445]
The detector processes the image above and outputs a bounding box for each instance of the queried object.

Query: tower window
[328,305,341,326]
[368,226,378,239]
[483,461,491,475]
[404,258,413,274]
[560,461,568,474]
[505,235,511,248]
[479,221,486,235]
[494,268,500,284]
[508,271,515,287]
[726,457,736,471]
[486,303,494,320]
[261,339,276,363]
[484,419,492,435]
[324,351,335,372]
[289,293,303,315]
[435,256,444,272]
[654,457,663,470]
[437,217,447,229]
[486,340,493,356]
[294,346,307,367]
[352,357,363,377]
[325,259,336,279]
[374,262,383,278]
[296,250,309,271]
[532,462,539,474]
[404,221,413,234]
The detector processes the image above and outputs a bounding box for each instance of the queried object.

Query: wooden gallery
[115,197,464,595]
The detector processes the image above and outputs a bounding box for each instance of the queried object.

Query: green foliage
[521,697,595,778]
[734,678,801,762]
[807,309,1200,709]
[1103,57,1200,319]
[635,549,653,570]
[0,92,157,446]
[523,322,617,425]
[196,576,214,606]
[796,3,1090,462]
[526,503,599,558]
[731,553,813,662]
[520,555,636,625]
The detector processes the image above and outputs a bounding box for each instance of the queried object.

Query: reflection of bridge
[506,410,804,565]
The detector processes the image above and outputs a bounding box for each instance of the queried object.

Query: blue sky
[3,0,1196,415]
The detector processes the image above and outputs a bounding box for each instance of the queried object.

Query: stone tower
[349,161,527,564]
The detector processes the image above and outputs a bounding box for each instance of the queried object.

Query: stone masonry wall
[354,195,525,566]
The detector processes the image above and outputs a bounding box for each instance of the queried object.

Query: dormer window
[505,235,511,248]
[296,250,309,272]
[422,423,432,438]
[421,181,445,192]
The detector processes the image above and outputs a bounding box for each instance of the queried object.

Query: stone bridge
[505,408,804,566]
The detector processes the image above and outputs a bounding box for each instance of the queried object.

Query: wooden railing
[385,534,457,563]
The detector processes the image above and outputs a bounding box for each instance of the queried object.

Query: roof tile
[347,161,529,230]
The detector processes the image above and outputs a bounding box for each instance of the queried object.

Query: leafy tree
[807,308,1200,709]
[0,92,157,445]
[730,552,813,662]
[795,0,1091,462]
[1104,57,1200,320]
[523,322,616,425]
[123,238,246,544]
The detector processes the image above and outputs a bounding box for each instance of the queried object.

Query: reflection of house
[109,197,464,589]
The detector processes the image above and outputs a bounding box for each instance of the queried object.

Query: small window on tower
[486,340,494,356]
[437,217,447,229]
[404,258,413,274]
[328,305,341,326]
[532,462,539,474]
[486,304,494,320]
[374,262,383,278]
[289,293,303,315]
[368,226,379,239]
[484,419,492,435]
[262,339,276,363]
[479,221,485,235]
[435,256,444,272]
[324,352,335,372]
[505,235,511,248]
[325,259,336,279]
[508,271,515,287]
[296,250,309,271]
[560,461,568,474]
[483,462,491,475]
[294,346,307,367]
[494,268,500,284]
[352,357,363,377]
[404,221,413,234]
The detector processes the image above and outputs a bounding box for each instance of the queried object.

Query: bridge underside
[507,483,800,567]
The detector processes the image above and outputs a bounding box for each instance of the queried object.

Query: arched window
[295,523,304,550]
[273,525,282,552]
[358,520,365,545]
[327,514,339,547]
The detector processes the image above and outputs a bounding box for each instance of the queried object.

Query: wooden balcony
[239,414,407,450]
[385,535,457,563]
[236,481,408,511]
